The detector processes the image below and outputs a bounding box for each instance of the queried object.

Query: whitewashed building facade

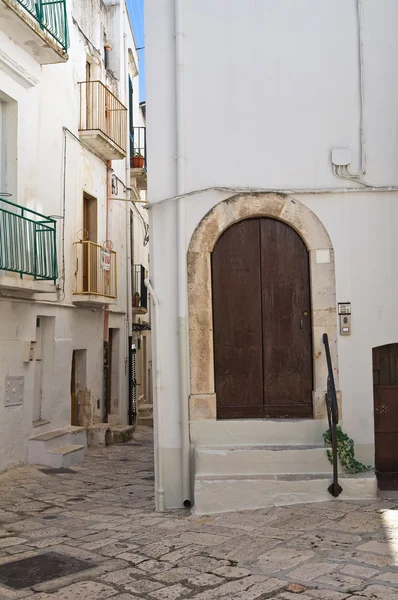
[0,0,150,470]
[145,0,398,512]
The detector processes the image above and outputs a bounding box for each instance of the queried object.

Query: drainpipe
[175,0,191,507]
[104,159,112,421]
[144,278,164,511]
[124,30,133,427]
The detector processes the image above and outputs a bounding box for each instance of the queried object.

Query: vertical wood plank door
[212,220,264,418]
[373,344,398,475]
[260,219,313,417]
[212,218,313,419]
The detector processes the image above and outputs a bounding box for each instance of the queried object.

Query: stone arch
[187,193,340,421]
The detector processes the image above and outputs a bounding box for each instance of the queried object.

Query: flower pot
[131,156,145,169]
[133,296,141,307]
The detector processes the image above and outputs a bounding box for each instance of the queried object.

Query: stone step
[195,445,335,476]
[193,472,378,515]
[47,445,86,469]
[30,426,86,445]
[28,426,87,466]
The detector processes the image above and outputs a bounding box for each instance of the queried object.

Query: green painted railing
[0,198,58,282]
[16,0,69,52]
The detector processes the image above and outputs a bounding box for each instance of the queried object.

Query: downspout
[104,159,112,421]
[124,29,133,424]
[144,278,164,511]
[175,0,191,507]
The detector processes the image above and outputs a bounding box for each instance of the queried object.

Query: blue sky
[126,0,146,101]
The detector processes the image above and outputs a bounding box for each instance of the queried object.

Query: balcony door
[83,193,97,293]
[212,218,313,419]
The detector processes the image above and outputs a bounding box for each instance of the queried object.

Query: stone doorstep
[194,472,378,515]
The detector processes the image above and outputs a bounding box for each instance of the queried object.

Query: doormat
[377,471,398,490]
[0,552,92,590]
[39,467,76,475]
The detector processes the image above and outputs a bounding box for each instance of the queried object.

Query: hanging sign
[101,249,111,271]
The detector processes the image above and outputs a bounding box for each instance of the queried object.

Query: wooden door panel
[375,433,398,472]
[373,344,398,476]
[374,386,398,433]
[260,219,313,417]
[212,219,263,419]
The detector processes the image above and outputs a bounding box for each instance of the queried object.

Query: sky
[126,0,146,102]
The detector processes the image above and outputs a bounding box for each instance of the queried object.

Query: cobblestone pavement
[0,428,398,599]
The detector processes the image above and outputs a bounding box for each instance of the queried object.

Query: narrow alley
[0,428,397,599]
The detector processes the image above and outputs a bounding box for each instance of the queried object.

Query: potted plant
[131,152,145,169]
[133,291,141,307]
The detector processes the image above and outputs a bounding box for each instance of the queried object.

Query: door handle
[300,318,303,330]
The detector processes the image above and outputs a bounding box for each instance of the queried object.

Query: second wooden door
[212,218,313,419]
[373,344,398,475]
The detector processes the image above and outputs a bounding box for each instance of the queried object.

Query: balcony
[0,197,57,295]
[0,0,69,64]
[79,81,127,161]
[72,241,117,306]
[132,264,148,314]
[130,127,147,191]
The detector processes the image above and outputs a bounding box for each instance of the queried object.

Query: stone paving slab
[0,427,397,598]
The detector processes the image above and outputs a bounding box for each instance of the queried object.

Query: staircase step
[194,472,377,515]
[28,427,87,466]
[30,426,85,442]
[195,445,334,476]
[47,445,86,468]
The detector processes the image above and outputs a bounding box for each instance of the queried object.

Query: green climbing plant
[323,425,373,474]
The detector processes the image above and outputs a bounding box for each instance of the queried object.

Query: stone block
[280,198,332,250]
[113,426,135,444]
[313,390,342,420]
[189,395,216,421]
[227,193,286,221]
[87,425,114,447]
[190,329,214,395]
[187,252,211,285]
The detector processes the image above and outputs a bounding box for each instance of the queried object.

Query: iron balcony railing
[79,81,128,154]
[73,241,117,298]
[130,127,147,169]
[0,197,58,282]
[323,333,343,498]
[16,0,69,52]
[132,264,148,309]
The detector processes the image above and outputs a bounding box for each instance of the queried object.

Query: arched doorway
[212,218,313,419]
[187,193,339,424]
[373,344,398,488]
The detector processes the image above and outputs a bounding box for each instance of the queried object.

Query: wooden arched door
[212,218,313,419]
